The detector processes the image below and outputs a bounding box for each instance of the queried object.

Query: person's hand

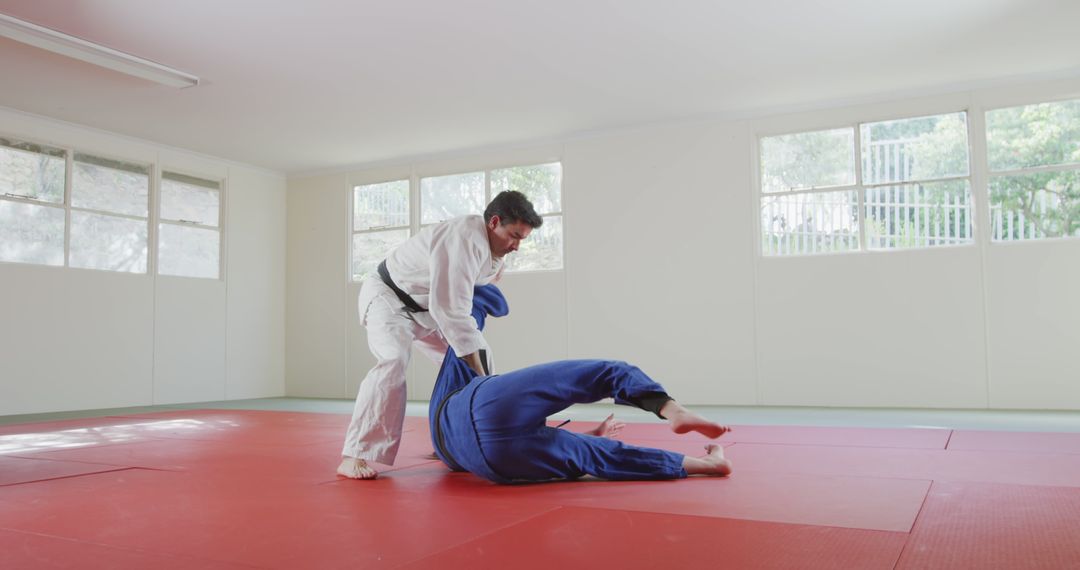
[461,351,486,375]
[588,413,625,439]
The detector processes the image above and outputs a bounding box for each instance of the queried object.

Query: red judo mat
[2,410,1080,569]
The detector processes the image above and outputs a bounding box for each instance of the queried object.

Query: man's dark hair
[484,190,543,228]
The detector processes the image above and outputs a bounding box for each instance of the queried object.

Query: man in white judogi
[338,191,543,479]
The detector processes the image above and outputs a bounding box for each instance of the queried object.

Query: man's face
[486,216,533,258]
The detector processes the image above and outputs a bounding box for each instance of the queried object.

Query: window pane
[161,173,220,227]
[0,200,64,266]
[354,180,409,231]
[861,112,969,184]
[0,141,65,203]
[72,154,149,217]
[159,224,220,278]
[761,191,859,256]
[353,229,409,280]
[504,215,563,272]
[421,172,484,224]
[489,163,562,213]
[70,211,147,273]
[990,170,1080,241]
[865,180,972,249]
[761,128,854,193]
[987,99,1080,171]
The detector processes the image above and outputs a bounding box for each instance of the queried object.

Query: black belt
[432,387,464,469]
[377,260,427,313]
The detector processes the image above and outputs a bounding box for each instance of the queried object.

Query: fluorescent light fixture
[0,13,199,88]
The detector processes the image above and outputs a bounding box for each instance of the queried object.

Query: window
[490,162,563,271]
[69,153,150,273]
[759,112,972,255]
[158,171,222,279]
[420,172,484,226]
[986,98,1080,242]
[1,135,230,277]
[760,129,859,255]
[0,138,66,266]
[351,179,409,280]
[350,161,564,280]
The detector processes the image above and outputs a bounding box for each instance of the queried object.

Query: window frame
[67,151,153,274]
[156,168,226,280]
[754,108,977,257]
[983,96,1080,244]
[0,135,69,267]
[348,160,565,282]
[0,131,229,279]
[348,177,413,282]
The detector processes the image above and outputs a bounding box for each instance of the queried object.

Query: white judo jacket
[365,214,504,356]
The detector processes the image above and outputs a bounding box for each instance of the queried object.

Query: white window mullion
[217,179,227,282]
[64,147,73,267]
[968,107,991,248]
[854,121,867,253]
[410,167,420,236]
[346,181,355,284]
[148,165,159,276]
[69,206,150,223]
[159,219,220,232]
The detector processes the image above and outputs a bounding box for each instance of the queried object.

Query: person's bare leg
[586,413,625,438]
[337,457,378,480]
[660,400,731,439]
[682,443,733,476]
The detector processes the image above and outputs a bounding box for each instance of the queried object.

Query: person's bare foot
[660,400,731,439]
[586,413,625,439]
[682,443,733,476]
[337,457,378,479]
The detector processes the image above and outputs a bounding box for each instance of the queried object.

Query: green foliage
[904,114,970,181]
[421,172,485,223]
[489,163,564,271]
[490,163,561,214]
[987,100,1080,170]
[991,171,1079,239]
[987,100,1080,239]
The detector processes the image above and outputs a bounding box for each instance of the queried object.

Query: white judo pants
[341,278,449,464]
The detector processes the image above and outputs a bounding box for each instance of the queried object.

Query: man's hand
[586,413,625,439]
[461,351,486,376]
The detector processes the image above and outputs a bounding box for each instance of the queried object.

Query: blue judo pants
[470,359,688,482]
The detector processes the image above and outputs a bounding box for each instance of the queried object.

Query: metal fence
[354,184,408,229]
[990,190,1060,241]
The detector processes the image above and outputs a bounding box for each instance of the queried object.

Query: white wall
[0,108,287,415]
[563,122,759,404]
[286,172,349,398]
[288,75,1080,411]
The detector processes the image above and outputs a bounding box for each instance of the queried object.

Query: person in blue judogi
[429,285,733,484]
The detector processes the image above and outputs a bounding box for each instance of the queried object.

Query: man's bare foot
[660,400,731,439]
[586,413,625,439]
[682,443,733,476]
[337,457,378,479]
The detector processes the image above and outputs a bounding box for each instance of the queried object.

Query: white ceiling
[1,0,1078,175]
